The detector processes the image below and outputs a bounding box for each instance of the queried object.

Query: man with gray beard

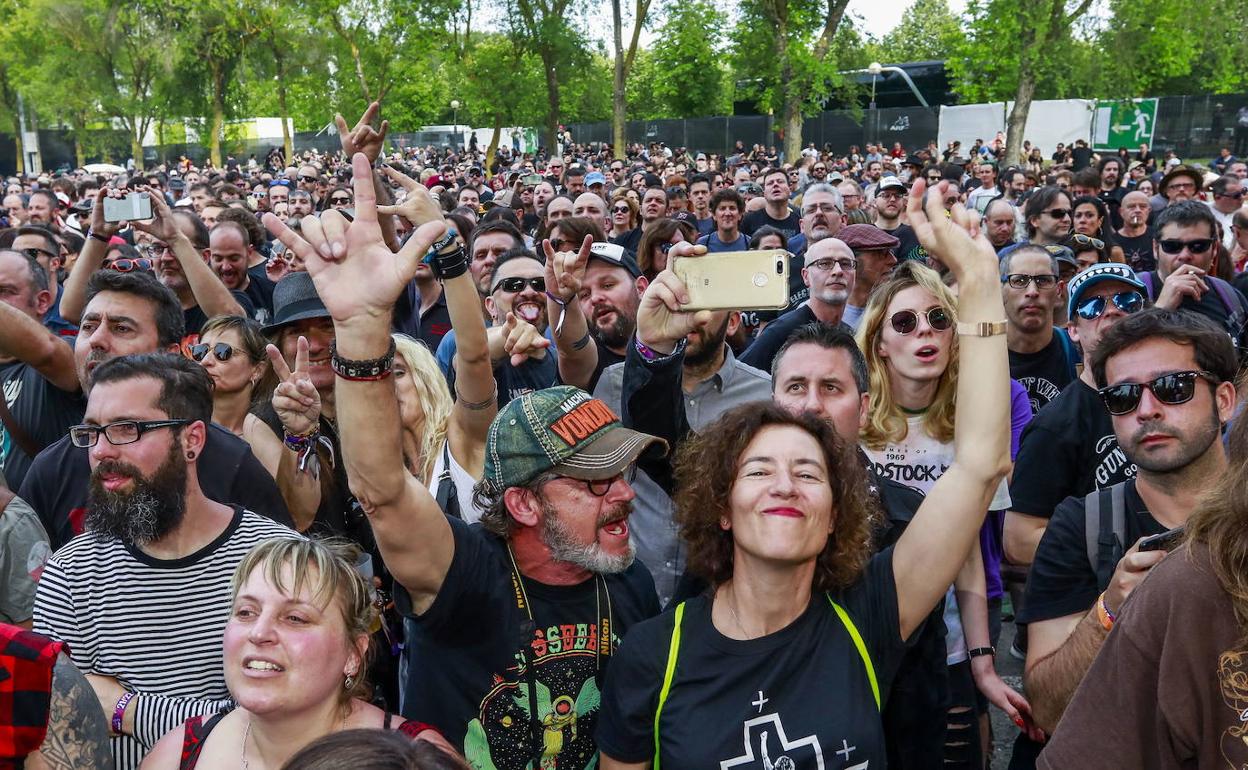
[32,354,293,770]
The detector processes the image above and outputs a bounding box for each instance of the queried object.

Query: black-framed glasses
[579,466,637,497]
[105,258,153,273]
[1075,290,1145,320]
[298,175,318,183]
[189,342,238,362]
[1157,238,1215,255]
[491,276,546,294]
[1068,233,1105,250]
[1098,370,1217,415]
[1217,189,1246,200]
[19,246,57,261]
[1044,208,1071,219]
[138,243,173,259]
[890,307,952,335]
[808,257,856,272]
[1003,273,1059,290]
[68,419,190,448]
[813,166,827,173]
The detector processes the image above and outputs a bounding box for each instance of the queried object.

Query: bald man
[740,237,857,371]
[572,192,609,232]
[1116,190,1155,271]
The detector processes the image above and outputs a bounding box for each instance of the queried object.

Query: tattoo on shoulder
[37,654,112,769]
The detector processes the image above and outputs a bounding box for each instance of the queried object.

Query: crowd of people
[3,100,1248,770]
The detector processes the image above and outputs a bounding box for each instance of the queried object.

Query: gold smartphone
[671,249,791,311]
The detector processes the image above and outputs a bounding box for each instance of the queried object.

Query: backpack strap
[1053,326,1080,381]
[827,595,881,711]
[433,441,462,520]
[1084,487,1101,582]
[1085,483,1127,592]
[653,602,686,770]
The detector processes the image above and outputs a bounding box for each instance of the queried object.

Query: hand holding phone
[102,192,153,223]
[1137,525,1185,552]
[671,249,790,311]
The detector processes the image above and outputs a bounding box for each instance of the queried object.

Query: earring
[186,452,195,461]
[344,673,356,690]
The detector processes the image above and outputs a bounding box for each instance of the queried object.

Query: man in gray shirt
[592,307,771,605]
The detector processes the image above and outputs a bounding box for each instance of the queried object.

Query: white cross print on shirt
[752,691,769,713]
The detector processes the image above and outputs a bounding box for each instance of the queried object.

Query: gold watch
[956,320,1008,337]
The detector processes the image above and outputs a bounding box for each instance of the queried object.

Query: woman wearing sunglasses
[607,193,639,250]
[635,218,695,282]
[857,260,1038,766]
[1071,195,1125,264]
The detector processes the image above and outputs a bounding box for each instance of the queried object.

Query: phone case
[672,250,791,311]
[102,193,153,223]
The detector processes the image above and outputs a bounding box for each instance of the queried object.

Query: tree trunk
[773,5,802,162]
[273,48,294,161]
[131,130,143,174]
[782,96,802,163]
[487,112,502,171]
[611,0,626,159]
[1004,70,1034,174]
[210,62,226,168]
[541,49,560,154]
[11,115,23,176]
[74,133,85,169]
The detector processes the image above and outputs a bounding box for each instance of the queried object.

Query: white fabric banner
[1005,99,1095,158]
[937,103,1005,154]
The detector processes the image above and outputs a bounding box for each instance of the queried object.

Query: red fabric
[0,624,64,761]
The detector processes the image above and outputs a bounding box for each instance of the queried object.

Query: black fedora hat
[263,271,331,335]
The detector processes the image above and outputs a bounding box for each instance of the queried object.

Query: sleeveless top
[0,624,64,761]
[426,440,484,524]
[178,705,439,769]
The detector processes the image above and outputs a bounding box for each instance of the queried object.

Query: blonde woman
[142,538,451,769]
[856,260,1041,764]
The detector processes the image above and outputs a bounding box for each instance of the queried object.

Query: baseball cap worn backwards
[485,386,666,489]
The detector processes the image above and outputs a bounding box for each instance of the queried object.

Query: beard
[539,498,635,574]
[86,439,189,545]
[685,314,731,368]
[1126,408,1221,474]
[592,305,635,350]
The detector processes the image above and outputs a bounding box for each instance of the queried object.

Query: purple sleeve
[1009,379,1032,461]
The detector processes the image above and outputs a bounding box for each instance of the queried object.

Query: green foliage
[870,0,964,64]
[648,0,730,118]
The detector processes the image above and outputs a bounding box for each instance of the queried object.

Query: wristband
[283,426,319,451]
[1096,592,1117,631]
[956,320,1008,337]
[428,227,458,254]
[330,338,396,381]
[112,690,136,734]
[87,228,110,244]
[425,243,468,280]
[634,336,687,362]
[967,646,995,659]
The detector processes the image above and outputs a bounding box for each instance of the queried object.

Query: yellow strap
[652,602,685,770]
[828,596,880,710]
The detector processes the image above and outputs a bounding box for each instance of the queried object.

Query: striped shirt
[32,507,295,769]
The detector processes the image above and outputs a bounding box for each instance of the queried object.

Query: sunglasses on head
[105,257,153,273]
[1157,238,1215,255]
[1069,233,1105,250]
[889,307,952,335]
[492,276,546,294]
[1075,290,1144,320]
[189,342,239,362]
[1098,370,1217,415]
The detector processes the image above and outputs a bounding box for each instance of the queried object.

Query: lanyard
[506,545,613,761]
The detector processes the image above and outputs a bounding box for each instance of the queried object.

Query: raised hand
[266,337,321,436]
[335,102,389,164]
[542,234,592,302]
[261,153,446,325]
[125,185,182,244]
[906,179,996,279]
[636,243,714,354]
[89,187,125,239]
[501,311,551,367]
[375,165,444,227]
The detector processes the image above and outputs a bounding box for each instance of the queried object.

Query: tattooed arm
[27,653,112,770]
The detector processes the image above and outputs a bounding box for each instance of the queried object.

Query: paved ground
[988,619,1025,769]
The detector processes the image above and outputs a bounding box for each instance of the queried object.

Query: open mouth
[243,658,285,673]
[601,518,629,538]
[98,472,131,492]
[515,301,542,323]
[915,345,940,363]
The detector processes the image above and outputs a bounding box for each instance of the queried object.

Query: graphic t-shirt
[0,360,84,490]
[597,549,911,769]
[881,223,925,263]
[741,207,801,239]
[1116,230,1155,272]
[1009,379,1136,519]
[396,517,660,768]
[1008,332,1075,414]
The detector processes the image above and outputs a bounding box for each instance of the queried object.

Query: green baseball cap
[485,386,666,489]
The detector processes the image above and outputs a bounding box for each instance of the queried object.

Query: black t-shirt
[741,207,801,239]
[0,361,84,490]
[609,228,642,256]
[1017,479,1161,624]
[881,223,925,263]
[1116,230,1156,272]
[238,274,276,325]
[597,548,910,768]
[183,291,257,339]
[587,340,625,395]
[740,305,853,373]
[1008,333,1075,414]
[19,424,292,550]
[1008,380,1136,518]
[396,517,660,767]
[1143,271,1248,351]
[447,346,560,410]
[1070,146,1094,170]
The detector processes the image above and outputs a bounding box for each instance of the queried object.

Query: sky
[848,0,968,39]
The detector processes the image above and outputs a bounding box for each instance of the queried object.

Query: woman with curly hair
[856,260,1038,766]
[597,180,1017,768]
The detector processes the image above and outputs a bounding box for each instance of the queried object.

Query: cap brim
[552,426,667,480]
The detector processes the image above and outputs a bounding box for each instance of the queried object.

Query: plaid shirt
[0,624,63,762]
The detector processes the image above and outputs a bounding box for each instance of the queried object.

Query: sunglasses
[1068,233,1105,250]
[1003,273,1058,290]
[889,307,952,335]
[658,241,684,255]
[1217,190,1246,200]
[1098,370,1217,416]
[298,175,318,183]
[612,206,631,214]
[1157,238,1215,255]
[330,196,352,204]
[491,276,546,294]
[1075,290,1144,320]
[1044,208,1071,219]
[19,246,57,261]
[189,342,239,362]
[105,257,153,273]
[251,191,267,198]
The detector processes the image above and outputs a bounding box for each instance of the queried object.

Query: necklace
[242,710,350,768]
[724,586,751,639]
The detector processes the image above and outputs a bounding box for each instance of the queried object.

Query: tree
[732,0,852,161]
[649,0,730,118]
[610,0,651,158]
[506,0,589,151]
[454,35,546,167]
[873,0,964,64]
[173,0,257,167]
[949,0,1093,165]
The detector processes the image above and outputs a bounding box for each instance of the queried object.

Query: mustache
[597,501,633,528]
[1130,419,1178,445]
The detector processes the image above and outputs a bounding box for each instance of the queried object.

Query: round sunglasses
[1098,370,1217,415]
[890,307,952,335]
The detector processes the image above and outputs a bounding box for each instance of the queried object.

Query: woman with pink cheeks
[857,261,1042,764]
[142,538,458,769]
